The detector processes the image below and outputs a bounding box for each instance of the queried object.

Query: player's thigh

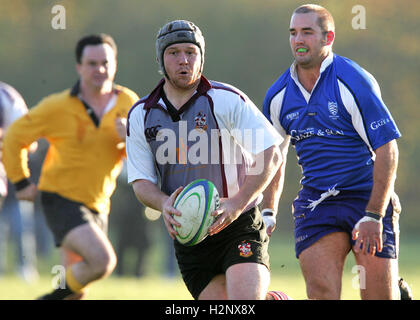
[198,274,227,300]
[298,231,351,299]
[226,262,270,300]
[61,222,116,267]
[353,251,399,299]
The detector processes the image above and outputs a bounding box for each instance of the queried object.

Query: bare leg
[226,263,270,300]
[61,222,117,294]
[353,250,399,299]
[298,232,351,299]
[198,263,270,300]
[198,274,227,300]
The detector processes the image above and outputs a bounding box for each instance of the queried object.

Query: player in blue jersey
[262,4,408,299]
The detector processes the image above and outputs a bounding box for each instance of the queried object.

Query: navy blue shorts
[292,186,400,259]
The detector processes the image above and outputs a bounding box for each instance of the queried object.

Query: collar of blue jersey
[290,51,334,83]
[142,75,212,110]
[69,79,120,97]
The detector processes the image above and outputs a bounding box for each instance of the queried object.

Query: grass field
[0,232,418,300]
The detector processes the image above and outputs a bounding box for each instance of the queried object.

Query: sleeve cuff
[14,178,31,191]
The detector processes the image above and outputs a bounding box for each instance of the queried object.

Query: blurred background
[0,0,418,299]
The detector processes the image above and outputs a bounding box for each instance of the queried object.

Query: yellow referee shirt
[3,83,139,214]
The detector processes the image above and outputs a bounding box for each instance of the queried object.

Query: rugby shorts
[41,191,108,247]
[174,206,270,300]
[292,186,400,259]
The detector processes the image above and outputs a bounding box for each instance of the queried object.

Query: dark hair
[293,4,335,35]
[75,33,117,63]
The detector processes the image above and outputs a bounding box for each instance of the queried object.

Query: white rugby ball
[173,179,220,246]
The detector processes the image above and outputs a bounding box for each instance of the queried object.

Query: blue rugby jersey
[263,53,401,191]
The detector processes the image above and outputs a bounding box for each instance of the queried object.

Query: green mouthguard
[297,48,307,53]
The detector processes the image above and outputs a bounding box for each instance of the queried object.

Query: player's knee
[103,249,117,276]
[91,249,117,279]
[306,278,340,300]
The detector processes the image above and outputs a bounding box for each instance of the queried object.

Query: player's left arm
[208,144,281,236]
[366,139,399,215]
[352,139,399,255]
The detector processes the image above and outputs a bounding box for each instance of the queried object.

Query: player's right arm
[126,104,182,238]
[3,97,52,201]
[132,179,182,239]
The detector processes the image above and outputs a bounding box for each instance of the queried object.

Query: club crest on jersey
[194,111,207,131]
[286,111,300,121]
[328,101,339,120]
[238,241,253,258]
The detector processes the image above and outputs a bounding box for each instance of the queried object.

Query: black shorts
[41,191,108,247]
[174,207,270,300]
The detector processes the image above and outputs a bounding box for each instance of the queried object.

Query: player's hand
[352,216,383,256]
[115,117,127,141]
[16,183,37,202]
[261,209,276,237]
[162,186,183,239]
[208,198,243,236]
[264,218,276,237]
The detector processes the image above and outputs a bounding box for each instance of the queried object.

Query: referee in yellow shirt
[3,34,139,299]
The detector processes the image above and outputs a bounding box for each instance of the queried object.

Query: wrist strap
[261,208,275,217]
[365,211,382,220]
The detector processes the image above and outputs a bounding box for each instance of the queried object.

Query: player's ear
[75,63,82,76]
[325,31,335,46]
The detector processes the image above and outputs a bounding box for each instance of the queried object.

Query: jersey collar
[143,75,212,110]
[69,79,120,97]
[290,51,334,102]
[290,51,334,80]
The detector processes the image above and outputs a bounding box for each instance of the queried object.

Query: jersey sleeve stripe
[337,76,374,149]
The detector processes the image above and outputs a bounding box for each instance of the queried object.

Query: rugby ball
[173,179,220,246]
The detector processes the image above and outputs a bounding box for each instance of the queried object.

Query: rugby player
[262,4,408,299]
[3,34,139,299]
[0,82,29,207]
[126,20,290,300]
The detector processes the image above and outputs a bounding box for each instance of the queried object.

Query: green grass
[0,232,418,300]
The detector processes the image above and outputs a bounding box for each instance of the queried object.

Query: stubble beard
[168,73,201,92]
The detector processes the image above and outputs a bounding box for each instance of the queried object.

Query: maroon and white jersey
[0,82,28,131]
[126,77,282,209]
[0,82,28,197]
